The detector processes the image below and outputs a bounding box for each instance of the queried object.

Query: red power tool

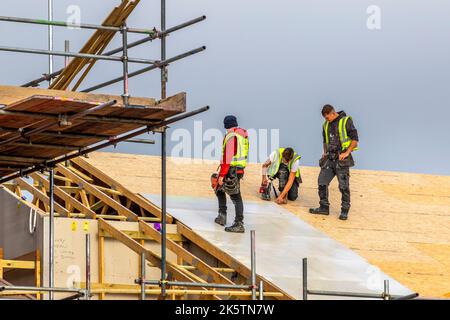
[211,173,220,191]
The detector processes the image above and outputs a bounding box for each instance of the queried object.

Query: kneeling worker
[213,115,249,233]
[261,148,302,204]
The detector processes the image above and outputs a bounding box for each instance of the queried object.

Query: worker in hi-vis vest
[309,104,359,220]
[261,147,302,204]
[213,115,249,233]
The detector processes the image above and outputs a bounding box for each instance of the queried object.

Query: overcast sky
[0,0,449,175]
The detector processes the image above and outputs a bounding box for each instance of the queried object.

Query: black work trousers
[318,159,351,211]
[276,164,299,201]
[216,170,244,223]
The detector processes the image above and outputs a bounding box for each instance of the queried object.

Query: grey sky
[0,1,449,175]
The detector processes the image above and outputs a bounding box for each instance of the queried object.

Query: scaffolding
[1,155,288,299]
[0,0,221,300]
[0,0,271,302]
[0,1,419,302]
[301,258,418,300]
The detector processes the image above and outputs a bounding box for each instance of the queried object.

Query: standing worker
[309,105,359,220]
[260,147,302,204]
[212,115,249,233]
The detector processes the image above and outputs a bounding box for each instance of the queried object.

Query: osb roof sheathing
[84,152,450,298]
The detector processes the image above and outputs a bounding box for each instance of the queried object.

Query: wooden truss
[1,156,292,300]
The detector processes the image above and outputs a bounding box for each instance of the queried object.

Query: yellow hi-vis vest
[267,148,302,179]
[222,130,249,168]
[323,116,359,151]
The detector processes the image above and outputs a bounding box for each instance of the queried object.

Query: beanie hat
[223,115,238,129]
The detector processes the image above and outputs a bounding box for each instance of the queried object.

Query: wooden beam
[176,222,292,300]
[38,185,50,212]
[15,184,23,198]
[0,85,164,109]
[35,249,41,300]
[31,172,96,218]
[178,266,235,273]
[0,259,35,270]
[67,166,94,183]
[11,190,44,216]
[91,200,105,211]
[79,190,90,208]
[77,282,283,298]
[93,185,123,196]
[14,178,69,216]
[53,174,74,184]
[9,141,80,151]
[0,248,3,278]
[2,251,38,278]
[0,109,164,126]
[48,0,141,91]
[112,193,122,205]
[56,164,139,221]
[126,198,132,209]
[98,229,184,242]
[81,282,160,291]
[139,217,161,222]
[98,235,105,300]
[58,186,80,192]
[0,155,47,164]
[138,239,145,299]
[96,215,127,221]
[72,157,172,223]
[65,178,72,211]
[139,221,234,286]
[100,203,109,215]
[139,207,147,217]
[89,193,95,206]
[97,219,214,292]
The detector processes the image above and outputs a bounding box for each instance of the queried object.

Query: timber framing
[0,1,293,301]
[0,0,219,301]
[0,157,290,300]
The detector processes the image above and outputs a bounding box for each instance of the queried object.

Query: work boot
[214,211,227,226]
[309,206,330,215]
[339,209,349,221]
[225,221,245,233]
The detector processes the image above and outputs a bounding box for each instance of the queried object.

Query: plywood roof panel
[82,152,450,298]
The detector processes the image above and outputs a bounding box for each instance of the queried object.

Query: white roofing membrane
[142,194,413,300]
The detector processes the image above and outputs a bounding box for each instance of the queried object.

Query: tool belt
[337,156,354,168]
[223,166,242,196]
[212,167,243,195]
[320,152,355,168]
